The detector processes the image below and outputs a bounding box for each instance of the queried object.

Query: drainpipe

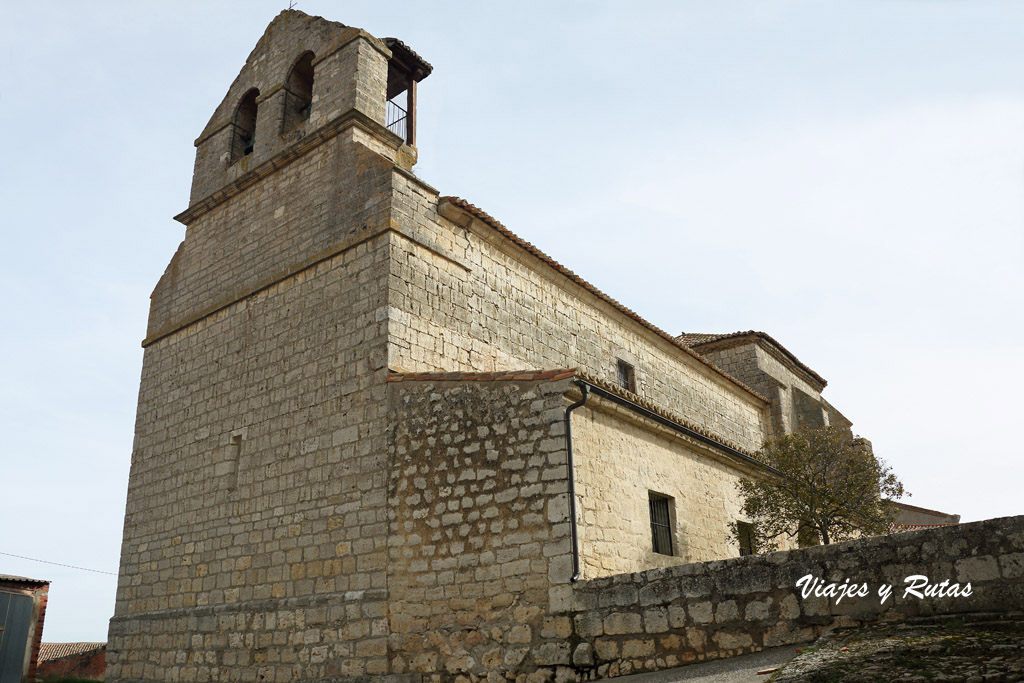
[564,381,590,582]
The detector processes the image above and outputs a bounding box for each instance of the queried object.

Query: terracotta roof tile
[437,197,769,404]
[572,371,757,459]
[0,574,49,586]
[382,37,433,78]
[891,523,959,533]
[39,642,105,662]
[678,330,827,388]
[677,332,731,345]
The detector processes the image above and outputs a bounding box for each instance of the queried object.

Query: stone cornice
[177,108,403,226]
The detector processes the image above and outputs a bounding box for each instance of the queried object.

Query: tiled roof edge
[572,371,759,460]
[387,367,760,461]
[386,368,578,383]
[0,574,50,586]
[891,523,959,532]
[382,37,433,77]
[437,197,769,404]
[39,642,106,662]
[679,330,828,389]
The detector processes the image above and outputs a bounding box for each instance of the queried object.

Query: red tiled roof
[0,574,49,586]
[678,330,828,388]
[437,197,769,404]
[39,642,105,662]
[891,523,959,533]
[677,332,730,345]
[382,37,433,78]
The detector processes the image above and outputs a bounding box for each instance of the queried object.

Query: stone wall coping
[575,514,1024,592]
[177,109,402,226]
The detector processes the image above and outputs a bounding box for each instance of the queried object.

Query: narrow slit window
[616,359,636,393]
[649,492,673,556]
[227,434,242,491]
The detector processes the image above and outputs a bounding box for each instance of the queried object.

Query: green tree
[730,425,907,551]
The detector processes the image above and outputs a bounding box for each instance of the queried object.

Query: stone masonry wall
[571,398,795,580]
[189,12,392,204]
[384,173,769,454]
[386,375,577,681]
[109,234,394,682]
[151,129,397,343]
[698,342,829,437]
[559,515,1024,680]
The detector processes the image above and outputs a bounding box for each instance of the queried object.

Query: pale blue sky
[1,1,1021,642]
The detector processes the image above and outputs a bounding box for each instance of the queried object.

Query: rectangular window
[737,521,755,556]
[617,360,636,393]
[649,493,673,555]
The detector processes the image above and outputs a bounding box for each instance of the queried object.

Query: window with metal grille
[737,521,755,556]
[617,360,636,393]
[648,493,673,555]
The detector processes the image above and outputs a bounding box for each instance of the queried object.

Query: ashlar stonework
[109,10,892,682]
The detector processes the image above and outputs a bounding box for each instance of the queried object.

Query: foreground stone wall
[559,515,1024,679]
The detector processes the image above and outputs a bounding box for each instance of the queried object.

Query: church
[109,11,864,681]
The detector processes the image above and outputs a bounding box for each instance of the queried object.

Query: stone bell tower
[108,11,430,682]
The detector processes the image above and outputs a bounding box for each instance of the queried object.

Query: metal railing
[386,98,408,141]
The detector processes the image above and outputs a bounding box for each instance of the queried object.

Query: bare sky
[1,0,1021,642]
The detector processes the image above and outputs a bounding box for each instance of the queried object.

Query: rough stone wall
[821,397,853,433]
[694,344,764,398]
[384,174,769,454]
[697,341,831,437]
[150,129,396,343]
[386,376,576,681]
[109,236,393,681]
[560,515,1024,679]
[571,399,795,580]
[792,387,826,429]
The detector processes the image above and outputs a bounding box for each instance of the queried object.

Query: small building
[0,575,49,683]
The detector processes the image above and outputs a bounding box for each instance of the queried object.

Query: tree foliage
[731,425,907,551]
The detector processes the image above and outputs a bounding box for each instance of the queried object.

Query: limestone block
[955,555,1000,583]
